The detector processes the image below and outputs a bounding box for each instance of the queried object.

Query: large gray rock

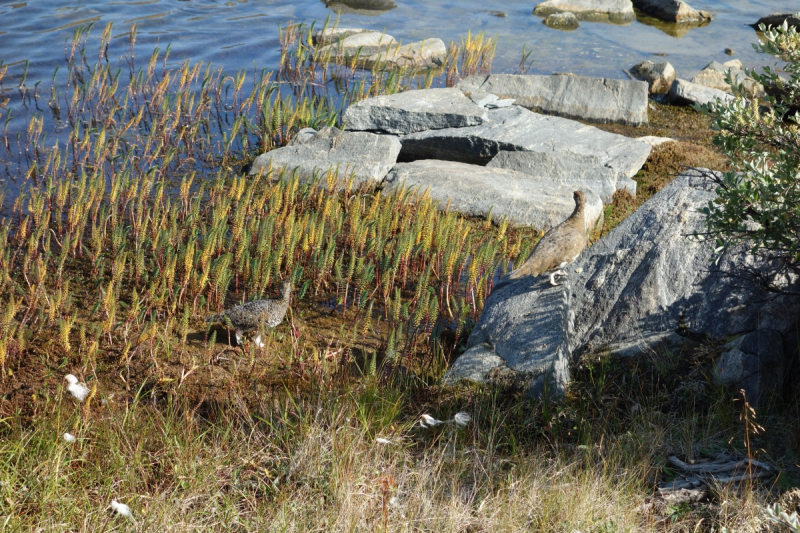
[448,278,572,397]
[486,151,635,203]
[630,60,676,94]
[451,170,799,403]
[533,0,636,23]
[713,330,784,403]
[248,127,401,186]
[343,88,488,134]
[382,160,605,230]
[668,78,735,107]
[400,106,652,178]
[364,39,447,70]
[458,74,648,126]
[631,0,712,22]
[571,171,797,403]
[444,344,512,385]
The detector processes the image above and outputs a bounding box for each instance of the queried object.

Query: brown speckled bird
[508,190,588,286]
[207,280,292,347]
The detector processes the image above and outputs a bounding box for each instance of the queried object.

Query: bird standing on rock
[206,280,292,348]
[508,190,588,286]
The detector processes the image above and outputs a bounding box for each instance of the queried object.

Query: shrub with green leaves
[701,22,800,276]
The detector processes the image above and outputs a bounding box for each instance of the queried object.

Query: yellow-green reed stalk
[443,31,497,87]
[0,295,22,372]
[58,312,76,354]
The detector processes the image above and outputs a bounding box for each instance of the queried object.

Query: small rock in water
[749,12,800,30]
[489,10,507,17]
[631,0,713,23]
[534,0,636,24]
[543,12,580,30]
[324,0,397,15]
[630,60,675,94]
[315,31,398,61]
[724,48,734,56]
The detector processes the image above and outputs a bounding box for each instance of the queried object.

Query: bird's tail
[507,265,527,280]
[206,314,225,324]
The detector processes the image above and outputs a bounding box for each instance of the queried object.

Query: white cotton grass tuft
[63,432,76,443]
[420,412,472,429]
[453,411,472,427]
[375,437,393,445]
[64,374,90,402]
[420,414,444,428]
[110,500,132,517]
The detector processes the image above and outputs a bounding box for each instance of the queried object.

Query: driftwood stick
[659,477,705,492]
[667,456,772,474]
[709,470,774,484]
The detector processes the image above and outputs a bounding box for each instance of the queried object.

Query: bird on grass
[508,190,588,286]
[206,280,292,348]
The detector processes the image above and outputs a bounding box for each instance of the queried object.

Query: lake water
[0,0,792,86]
[0,0,792,195]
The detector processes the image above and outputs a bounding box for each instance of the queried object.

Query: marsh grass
[1,340,797,531]
[0,21,516,389]
[0,20,798,533]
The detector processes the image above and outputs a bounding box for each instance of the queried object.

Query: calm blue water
[0,0,792,85]
[0,0,792,197]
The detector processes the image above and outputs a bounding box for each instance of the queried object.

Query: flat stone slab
[486,150,634,203]
[458,74,648,126]
[400,106,652,178]
[466,91,515,109]
[312,27,373,46]
[363,38,447,70]
[248,127,401,186]
[343,88,488,134]
[316,31,398,60]
[382,160,604,230]
[533,0,636,23]
[668,78,735,107]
